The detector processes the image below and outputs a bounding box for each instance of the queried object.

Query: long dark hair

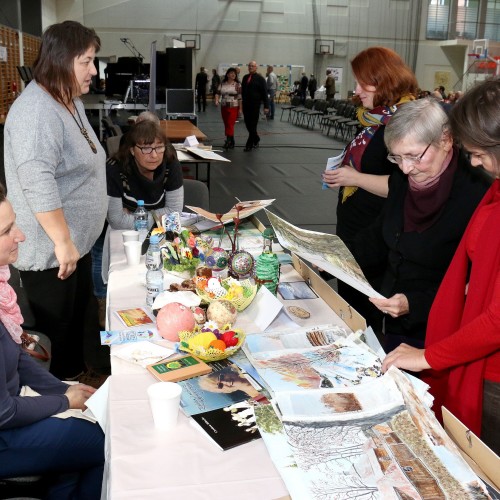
[33,20,100,104]
[0,183,6,203]
[115,121,177,177]
[449,78,500,163]
[222,67,239,84]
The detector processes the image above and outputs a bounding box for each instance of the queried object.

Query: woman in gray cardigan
[4,21,108,380]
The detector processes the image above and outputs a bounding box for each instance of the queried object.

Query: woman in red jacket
[382,78,500,455]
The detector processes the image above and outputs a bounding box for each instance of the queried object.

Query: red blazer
[424,179,500,435]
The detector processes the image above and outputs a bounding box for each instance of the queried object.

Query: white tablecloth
[104,230,290,499]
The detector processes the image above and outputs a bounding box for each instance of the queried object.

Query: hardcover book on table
[190,397,265,451]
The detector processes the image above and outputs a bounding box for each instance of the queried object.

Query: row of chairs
[280,97,361,141]
[280,97,330,130]
[320,100,360,141]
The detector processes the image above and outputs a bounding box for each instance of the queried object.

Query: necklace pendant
[80,127,98,154]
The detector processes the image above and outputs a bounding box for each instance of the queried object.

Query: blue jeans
[91,230,107,299]
[0,417,104,499]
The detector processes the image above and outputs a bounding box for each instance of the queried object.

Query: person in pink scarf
[0,183,104,498]
[382,79,500,455]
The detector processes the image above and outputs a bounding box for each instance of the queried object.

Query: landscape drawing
[252,368,491,500]
[244,324,352,354]
[266,209,384,298]
[248,339,382,394]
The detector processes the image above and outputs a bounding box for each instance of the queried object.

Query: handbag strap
[21,331,50,362]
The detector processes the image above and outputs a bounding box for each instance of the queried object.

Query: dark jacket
[241,73,269,110]
[0,322,68,429]
[195,72,208,93]
[353,150,491,343]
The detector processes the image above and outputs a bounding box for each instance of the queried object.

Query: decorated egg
[205,247,229,271]
[191,306,206,325]
[228,250,255,278]
[157,302,196,342]
[207,300,238,329]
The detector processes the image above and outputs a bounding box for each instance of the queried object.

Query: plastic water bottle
[146,235,164,307]
[145,234,162,270]
[134,200,148,240]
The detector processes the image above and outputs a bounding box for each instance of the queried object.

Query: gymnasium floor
[192,101,347,235]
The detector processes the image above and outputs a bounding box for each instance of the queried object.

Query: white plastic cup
[123,240,142,265]
[147,382,182,430]
[122,230,140,243]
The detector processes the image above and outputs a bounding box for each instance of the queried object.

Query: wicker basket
[195,277,257,312]
[178,329,246,361]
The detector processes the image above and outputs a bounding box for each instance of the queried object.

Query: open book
[186,199,275,223]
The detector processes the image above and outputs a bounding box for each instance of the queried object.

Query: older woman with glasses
[106,120,184,229]
[382,79,500,454]
[351,98,490,354]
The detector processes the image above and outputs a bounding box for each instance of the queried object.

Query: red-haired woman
[322,47,418,333]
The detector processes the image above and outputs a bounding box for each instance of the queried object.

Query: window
[485,0,500,40]
[457,0,480,39]
[427,0,450,39]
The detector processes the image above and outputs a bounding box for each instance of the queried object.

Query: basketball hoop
[321,50,329,56]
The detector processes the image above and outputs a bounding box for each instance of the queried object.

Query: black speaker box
[164,48,193,89]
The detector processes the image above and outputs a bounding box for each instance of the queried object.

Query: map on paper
[266,210,384,298]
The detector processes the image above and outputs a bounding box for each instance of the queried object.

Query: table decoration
[157,302,196,342]
[178,324,246,361]
[195,277,257,311]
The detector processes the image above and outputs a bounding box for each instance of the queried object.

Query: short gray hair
[384,98,450,151]
[136,111,160,125]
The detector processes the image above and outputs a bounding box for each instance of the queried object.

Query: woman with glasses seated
[106,120,184,229]
[352,98,490,353]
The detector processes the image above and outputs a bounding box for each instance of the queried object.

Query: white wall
[49,0,461,96]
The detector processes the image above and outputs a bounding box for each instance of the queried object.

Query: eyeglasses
[134,145,166,155]
[387,143,432,166]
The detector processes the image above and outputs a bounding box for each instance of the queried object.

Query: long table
[103,229,364,499]
[159,120,207,143]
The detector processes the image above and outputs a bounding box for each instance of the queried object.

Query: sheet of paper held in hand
[265,209,385,299]
[186,199,275,223]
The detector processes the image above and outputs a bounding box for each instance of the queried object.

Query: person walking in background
[214,67,242,150]
[210,69,221,101]
[299,72,309,104]
[241,60,269,152]
[4,20,108,383]
[195,66,208,112]
[308,74,317,99]
[382,79,500,455]
[324,69,336,101]
[266,65,278,120]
